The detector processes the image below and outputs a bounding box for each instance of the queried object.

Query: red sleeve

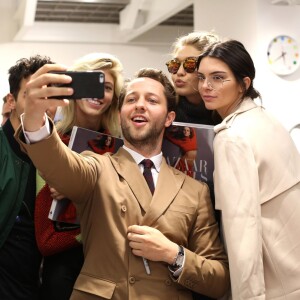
[165,128,198,153]
[35,184,81,256]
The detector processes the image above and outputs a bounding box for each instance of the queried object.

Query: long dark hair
[197,40,261,100]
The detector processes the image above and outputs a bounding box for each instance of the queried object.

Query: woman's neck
[218,98,243,119]
[75,115,102,131]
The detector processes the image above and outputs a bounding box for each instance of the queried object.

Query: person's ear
[6,93,16,110]
[165,111,175,128]
[243,77,251,91]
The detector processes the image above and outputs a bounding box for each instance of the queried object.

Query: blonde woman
[166,32,222,300]
[166,31,221,125]
[56,52,123,137]
[35,53,123,300]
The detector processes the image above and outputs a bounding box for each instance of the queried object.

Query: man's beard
[121,118,165,148]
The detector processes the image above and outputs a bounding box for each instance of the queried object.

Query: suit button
[184,279,194,288]
[165,279,172,286]
[121,205,127,212]
[185,280,191,287]
[129,276,136,284]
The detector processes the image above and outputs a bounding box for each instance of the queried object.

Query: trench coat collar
[214,98,262,133]
[110,147,185,226]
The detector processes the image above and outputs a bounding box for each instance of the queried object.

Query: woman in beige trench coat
[197,39,300,300]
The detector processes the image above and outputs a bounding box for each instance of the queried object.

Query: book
[162,121,215,185]
[48,126,124,224]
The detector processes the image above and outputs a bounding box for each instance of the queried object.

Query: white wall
[194,0,258,52]
[1,0,300,130]
[194,0,300,131]
[256,0,300,130]
[0,40,171,84]
[0,24,191,124]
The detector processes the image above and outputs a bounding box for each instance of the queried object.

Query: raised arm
[16,64,99,204]
[23,63,73,133]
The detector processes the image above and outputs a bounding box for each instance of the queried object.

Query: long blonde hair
[56,52,123,137]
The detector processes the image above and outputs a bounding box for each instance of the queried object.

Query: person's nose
[135,97,146,110]
[176,63,185,76]
[199,78,211,91]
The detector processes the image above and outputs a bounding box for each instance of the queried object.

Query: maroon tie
[141,159,155,194]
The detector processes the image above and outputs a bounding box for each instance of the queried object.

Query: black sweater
[175,96,221,125]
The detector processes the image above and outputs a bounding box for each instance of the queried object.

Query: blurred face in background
[1,99,11,125]
[105,135,112,147]
[183,126,191,137]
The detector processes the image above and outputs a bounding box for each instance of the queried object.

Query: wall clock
[267,35,300,76]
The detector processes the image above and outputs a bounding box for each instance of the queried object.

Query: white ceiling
[5,0,300,44]
[34,0,193,26]
[11,0,194,44]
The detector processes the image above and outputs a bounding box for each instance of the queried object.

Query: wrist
[22,111,47,132]
[169,245,184,271]
[166,242,180,265]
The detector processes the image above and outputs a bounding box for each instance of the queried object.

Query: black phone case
[49,71,105,99]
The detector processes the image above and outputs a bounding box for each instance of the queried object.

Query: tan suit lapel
[110,148,152,212]
[142,159,185,227]
[110,149,185,225]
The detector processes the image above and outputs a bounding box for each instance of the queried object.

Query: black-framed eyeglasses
[165,57,198,74]
[197,74,231,91]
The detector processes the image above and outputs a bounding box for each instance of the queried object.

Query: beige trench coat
[214,99,300,299]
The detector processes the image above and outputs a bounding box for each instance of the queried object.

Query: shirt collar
[122,145,162,172]
[214,98,261,133]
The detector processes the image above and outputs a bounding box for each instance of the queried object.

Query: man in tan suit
[16,65,229,299]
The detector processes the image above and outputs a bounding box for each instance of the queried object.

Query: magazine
[162,121,215,184]
[48,123,214,223]
[48,126,124,224]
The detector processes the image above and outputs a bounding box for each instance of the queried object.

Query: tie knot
[141,159,153,169]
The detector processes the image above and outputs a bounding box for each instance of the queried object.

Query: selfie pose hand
[24,64,72,131]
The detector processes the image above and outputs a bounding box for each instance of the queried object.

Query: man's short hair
[8,55,54,100]
[118,68,176,112]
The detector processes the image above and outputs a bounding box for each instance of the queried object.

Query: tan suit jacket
[16,124,229,300]
[214,99,300,299]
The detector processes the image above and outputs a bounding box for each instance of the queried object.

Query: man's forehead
[127,77,164,93]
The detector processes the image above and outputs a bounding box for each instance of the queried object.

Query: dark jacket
[0,120,40,300]
[0,124,30,248]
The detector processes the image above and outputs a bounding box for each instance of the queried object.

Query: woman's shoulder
[215,100,263,134]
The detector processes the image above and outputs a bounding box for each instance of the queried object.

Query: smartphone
[49,71,105,99]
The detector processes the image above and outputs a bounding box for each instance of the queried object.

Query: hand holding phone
[49,71,105,100]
